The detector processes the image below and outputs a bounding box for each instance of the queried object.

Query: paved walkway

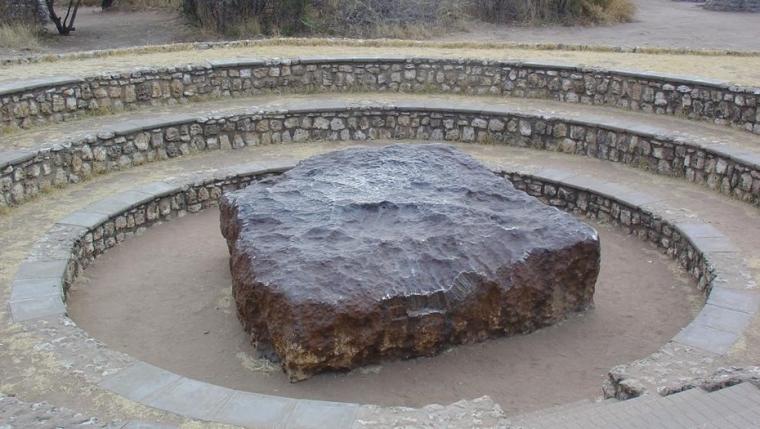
[2,135,760,426]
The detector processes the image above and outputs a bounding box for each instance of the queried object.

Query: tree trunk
[45,0,83,35]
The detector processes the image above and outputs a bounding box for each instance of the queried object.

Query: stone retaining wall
[3,104,759,213]
[1,58,758,134]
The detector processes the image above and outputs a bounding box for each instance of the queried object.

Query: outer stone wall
[704,0,760,11]
[1,58,758,134]
[3,105,759,211]
[0,0,46,25]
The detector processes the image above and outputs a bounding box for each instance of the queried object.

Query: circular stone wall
[68,204,700,414]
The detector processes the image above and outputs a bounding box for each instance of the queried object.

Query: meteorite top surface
[222,144,598,308]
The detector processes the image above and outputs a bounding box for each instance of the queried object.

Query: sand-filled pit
[68,206,700,414]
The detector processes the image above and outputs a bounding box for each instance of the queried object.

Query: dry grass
[0,24,42,51]
[468,0,635,24]
[229,17,266,39]
[597,0,637,23]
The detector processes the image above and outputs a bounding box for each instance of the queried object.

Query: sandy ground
[68,207,700,414]
[440,0,760,51]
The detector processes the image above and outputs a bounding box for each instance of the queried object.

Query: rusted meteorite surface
[220,144,600,381]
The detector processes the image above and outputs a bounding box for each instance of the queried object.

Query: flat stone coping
[6,158,759,426]
[2,56,757,95]
[0,75,84,95]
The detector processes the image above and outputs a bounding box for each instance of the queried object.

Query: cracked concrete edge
[6,157,759,426]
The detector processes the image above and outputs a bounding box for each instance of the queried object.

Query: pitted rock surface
[220,144,600,381]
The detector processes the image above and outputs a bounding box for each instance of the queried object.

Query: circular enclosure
[67,145,701,414]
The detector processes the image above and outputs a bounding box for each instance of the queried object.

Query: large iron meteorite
[220,144,600,381]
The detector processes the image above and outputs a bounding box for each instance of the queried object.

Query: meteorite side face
[220,144,600,381]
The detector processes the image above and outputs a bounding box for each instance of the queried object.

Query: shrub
[302,0,466,38]
[183,0,635,38]
[468,0,635,25]
[184,0,308,36]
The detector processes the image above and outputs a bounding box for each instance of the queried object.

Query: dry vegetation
[184,0,636,39]
[470,0,635,25]
[0,24,42,50]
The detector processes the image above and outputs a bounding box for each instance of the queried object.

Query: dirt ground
[0,6,202,59]
[41,7,202,53]
[68,208,700,414]
[441,0,760,51]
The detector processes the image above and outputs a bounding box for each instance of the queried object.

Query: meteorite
[220,144,600,381]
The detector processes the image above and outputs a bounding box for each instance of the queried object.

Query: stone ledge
[0,76,84,95]
[3,101,759,212]
[1,56,758,135]
[7,157,759,425]
[100,361,359,428]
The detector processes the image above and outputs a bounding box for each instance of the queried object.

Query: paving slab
[284,400,359,429]
[10,278,61,301]
[13,259,69,281]
[99,362,182,403]
[58,210,111,229]
[146,377,235,421]
[707,286,760,315]
[213,392,297,429]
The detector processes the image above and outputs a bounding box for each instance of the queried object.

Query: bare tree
[45,0,83,35]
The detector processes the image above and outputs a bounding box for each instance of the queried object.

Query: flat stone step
[515,383,760,429]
